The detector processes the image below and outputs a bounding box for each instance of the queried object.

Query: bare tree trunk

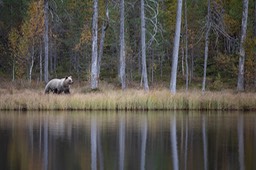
[29,40,35,83]
[237,0,249,92]
[181,40,185,76]
[98,1,109,78]
[91,0,99,90]
[119,0,126,89]
[190,47,194,83]
[44,0,49,83]
[40,42,43,82]
[254,0,256,88]
[202,0,211,94]
[184,0,189,91]
[141,0,149,91]
[170,0,183,94]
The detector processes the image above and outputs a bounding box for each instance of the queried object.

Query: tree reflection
[1,112,256,170]
[171,115,179,170]
[43,117,48,170]
[97,121,104,170]
[184,116,188,170]
[119,114,125,170]
[91,117,97,170]
[140,116,147,170]
[202,116,208,170]
[238,115,245,170]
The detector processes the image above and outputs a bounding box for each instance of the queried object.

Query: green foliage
[0,0,255,91]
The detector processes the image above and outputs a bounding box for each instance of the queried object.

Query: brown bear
[44,76,73,94]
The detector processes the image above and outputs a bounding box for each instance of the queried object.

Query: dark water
[0,111,256,170]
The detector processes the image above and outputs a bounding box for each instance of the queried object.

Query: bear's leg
[57,89,63,94]
[64,89,70,94]
[53,88,58,94]
[45,89,50,94]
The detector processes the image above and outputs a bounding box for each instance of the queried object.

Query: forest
[0,0,256,92]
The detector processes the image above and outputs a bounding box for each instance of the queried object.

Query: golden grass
[0,87,255,111]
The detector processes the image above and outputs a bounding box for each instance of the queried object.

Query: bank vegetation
[0,83,255,111]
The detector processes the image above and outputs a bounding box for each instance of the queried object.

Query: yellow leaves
[8,0,44,56]
[25,0,44,38]
[8,28,19,53]
[7,0,44,79]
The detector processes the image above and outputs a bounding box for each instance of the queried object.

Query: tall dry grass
[0,87,255,111]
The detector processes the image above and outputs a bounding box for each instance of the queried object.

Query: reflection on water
[0,111,256,170]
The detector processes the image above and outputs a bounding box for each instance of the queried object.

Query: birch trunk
[40,42,43,82]
[44,0,49,83]
[184,0,189,91]
[202,0,211,94]
[141,0,149,91]
[170,0,183,94]
[91,0,99,89]
[98,2,109,78]
[237,0,249,92]
[29,42,35,83]
[254,0,256,88]
[119,0,126,89]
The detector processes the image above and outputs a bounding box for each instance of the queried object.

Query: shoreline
[0,88,255,111]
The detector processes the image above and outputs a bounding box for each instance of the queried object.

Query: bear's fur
[44,76,73,94]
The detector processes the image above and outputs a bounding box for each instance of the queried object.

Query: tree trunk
[44,0,49,83]
[237,0,249,92]
[91,0,99,89]
[40,42,43,82]
[98,1,109,78]
[29,41,35,83]
[12,59,15,81]
[184,0,189,91]
[254,0,256,88]
[170,0,183,94]
[202,0,211,94]
[119,0,126,89]
[141,0,149,91]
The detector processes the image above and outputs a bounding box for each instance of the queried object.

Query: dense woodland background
[0,0,255,91]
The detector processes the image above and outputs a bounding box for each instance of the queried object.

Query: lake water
[0,111,256,170]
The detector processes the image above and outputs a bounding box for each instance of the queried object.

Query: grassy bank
[0,87,255,111]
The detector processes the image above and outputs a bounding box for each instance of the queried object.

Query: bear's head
[64,76,73,86]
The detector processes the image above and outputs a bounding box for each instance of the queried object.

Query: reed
[0,88,255,111]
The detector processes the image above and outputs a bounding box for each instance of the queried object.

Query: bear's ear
[69,76,72,78]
